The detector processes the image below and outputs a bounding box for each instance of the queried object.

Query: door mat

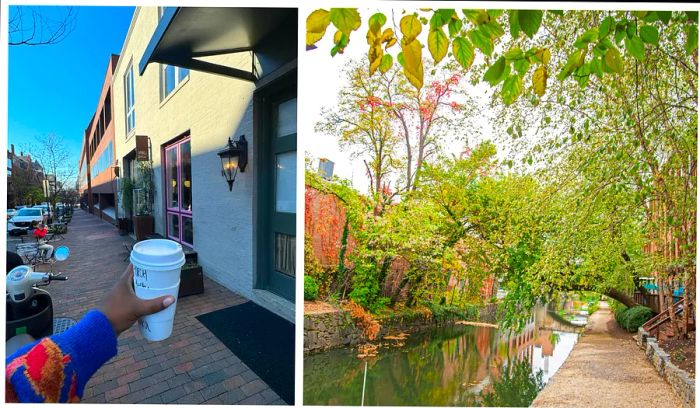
[196,301,294,404]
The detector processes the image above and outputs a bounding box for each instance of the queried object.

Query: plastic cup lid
[131,239,185,270]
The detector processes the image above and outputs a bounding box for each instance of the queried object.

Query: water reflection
[304,307,580,406]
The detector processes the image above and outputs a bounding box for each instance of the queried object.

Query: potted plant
[133,160,155,241]
[179,252,204,297]
[118,177,133,235]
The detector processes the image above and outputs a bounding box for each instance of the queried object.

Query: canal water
[304,308,581,406]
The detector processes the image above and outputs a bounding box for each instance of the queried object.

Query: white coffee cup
[131,239,185,289]
[135,281,180,341]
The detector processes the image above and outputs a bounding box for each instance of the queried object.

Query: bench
[16,243,41,265]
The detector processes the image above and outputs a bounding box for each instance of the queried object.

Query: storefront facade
[112,7,296,321]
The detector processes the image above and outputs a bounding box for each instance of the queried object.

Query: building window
[124,63,135,136]
[160,64,189,100]
[91,141,113,178]
[165,138,193,247]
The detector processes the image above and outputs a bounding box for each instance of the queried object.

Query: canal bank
[304,302,498,353]
[532,301,682,407]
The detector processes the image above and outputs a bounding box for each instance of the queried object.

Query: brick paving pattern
[26,210,286,404]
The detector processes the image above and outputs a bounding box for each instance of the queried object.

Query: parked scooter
[6,246,75,355]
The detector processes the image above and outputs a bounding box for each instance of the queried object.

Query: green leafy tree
[307,8,697,105]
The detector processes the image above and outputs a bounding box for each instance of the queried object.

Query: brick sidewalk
[38,210,285,404]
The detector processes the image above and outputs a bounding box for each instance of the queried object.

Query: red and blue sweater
[5,310,117,402]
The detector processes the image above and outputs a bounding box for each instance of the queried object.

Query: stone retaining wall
[304,303,498,354]
[637,328,695,408]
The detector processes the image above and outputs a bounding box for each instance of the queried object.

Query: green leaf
[686,25,698,55]
[657,11,672,25]
[549,10,564,16]
[483,56,507,86]
[502,74,523,105]
[590,56,603,78]
[429,11,449,30]
[368,13,386,32]
[687,11,699,23]
[624,35,645,60]
[379,54,393,73]
[401,39,423,89]
[577,28,599,46]
[478,21,505,39]
[513,58,530,77]
[487,10,504,18]
[518,10,543,38]
[329,8,361,36]
[504,47,524,60]
[508,10,520,38]
[604,47,624,73]
[463,9,490,25]
[614,23,627,43]
[557,48,587,80]
[397,52,405,67]
[532,65,547,97]
[599,16,615,38]
[428,28,449,64]
[469,28,493,56]
[448,19,463,37]
[639,25,659,46]
[642,11,659,23]
[306,9,331,46]
[452,37,475,70]
[400,15,422,41]
[437,9,457,21]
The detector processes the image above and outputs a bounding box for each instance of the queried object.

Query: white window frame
[124,62,136,137]
[160,64,189,101]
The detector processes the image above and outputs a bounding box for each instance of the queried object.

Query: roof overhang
[139,7,295,82]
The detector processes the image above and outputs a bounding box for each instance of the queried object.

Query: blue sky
[8,6,134,175]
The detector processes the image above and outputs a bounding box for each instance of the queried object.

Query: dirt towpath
[532,301,681,408]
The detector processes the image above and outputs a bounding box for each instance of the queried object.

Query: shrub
[427,303,480,322]
[619,306,653,332]
[304,275,319,301]
[613,303,628,323]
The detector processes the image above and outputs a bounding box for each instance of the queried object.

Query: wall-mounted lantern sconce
[217,135,248,191]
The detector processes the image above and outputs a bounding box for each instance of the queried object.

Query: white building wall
[112,7,294,322]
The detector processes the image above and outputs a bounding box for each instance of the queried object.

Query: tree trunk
[602,288,640,308]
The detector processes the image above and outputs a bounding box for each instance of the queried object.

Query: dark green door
[256,74,296,301]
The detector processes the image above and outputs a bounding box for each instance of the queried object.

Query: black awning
[139,7,295,82]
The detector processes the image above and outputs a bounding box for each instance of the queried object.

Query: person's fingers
[123,263,134,281]
[134,295,175,318]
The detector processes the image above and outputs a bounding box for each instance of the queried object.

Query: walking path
[532,301,681,407]
[23,210,284,404]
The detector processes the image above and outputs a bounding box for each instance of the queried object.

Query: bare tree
[28,133,78,218]
[9,6,77,46]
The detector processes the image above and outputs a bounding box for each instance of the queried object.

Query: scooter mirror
[54,246,70,261]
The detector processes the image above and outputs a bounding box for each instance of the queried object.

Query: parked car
[7,208,45,235]
[32,204,52,223]
[7,209,17,219]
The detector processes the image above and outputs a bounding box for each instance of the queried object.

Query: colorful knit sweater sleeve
[5,309,118,403]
